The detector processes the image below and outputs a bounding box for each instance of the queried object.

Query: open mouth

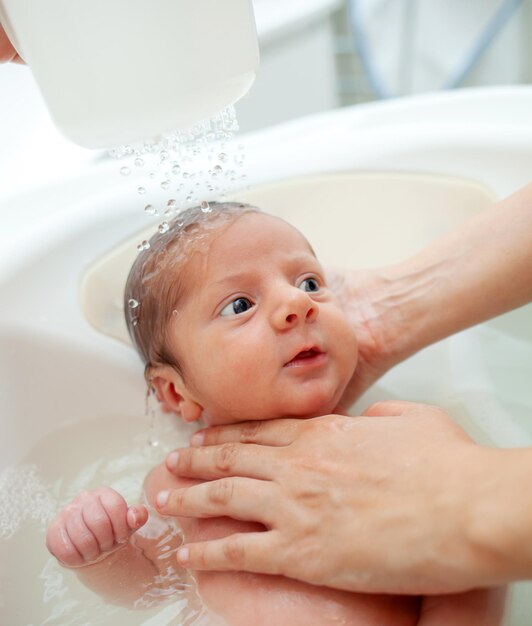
[284,347,325,368]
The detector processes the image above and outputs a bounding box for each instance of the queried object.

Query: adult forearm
[384,184,532,361]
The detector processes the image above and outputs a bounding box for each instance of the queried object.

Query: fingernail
[156,491,169,508]
[190,431,204,447]
[177,546,190,566]
[166,451,179,471]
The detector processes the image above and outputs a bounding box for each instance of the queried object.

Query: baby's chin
[203,397,341,427]
[281,394,344,420]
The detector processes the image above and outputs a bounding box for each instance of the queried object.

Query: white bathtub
[1,86,531,625]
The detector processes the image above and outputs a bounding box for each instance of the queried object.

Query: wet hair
[124,201,260,380]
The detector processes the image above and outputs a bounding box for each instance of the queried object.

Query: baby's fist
[46,487,148,567]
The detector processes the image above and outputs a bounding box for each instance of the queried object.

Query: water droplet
[149,172,156,179]
[183,172,191,179]
[167,199,177,208]
[134,157,145,167]
[137,186,146,195]
[161,180,170,190]
[172,164,181,176]
[136,240,150,251]
[160,150,169,162]
[218,153,228,163]
[132,317,139,327]
[129,298,139,309]
[120,166,131,176]
[186,195,193,202]
[158,222,170,234]
[200,201,211,213]
[144,204,157,216]
[211,164,223,179]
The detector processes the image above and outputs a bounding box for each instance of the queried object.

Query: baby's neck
[202,404,350,428]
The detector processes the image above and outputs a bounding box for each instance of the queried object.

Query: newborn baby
[47,203,505,625]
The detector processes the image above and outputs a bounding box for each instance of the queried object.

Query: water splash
[0,465,57,539]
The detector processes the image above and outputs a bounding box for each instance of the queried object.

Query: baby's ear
[150,366,203,423]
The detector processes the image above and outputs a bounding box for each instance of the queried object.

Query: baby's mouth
[284,347,325,368]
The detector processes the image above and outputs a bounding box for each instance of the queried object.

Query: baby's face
[168,212,358,425]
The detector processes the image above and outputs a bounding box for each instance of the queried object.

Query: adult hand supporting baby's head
[324,266,409,409]
[0,23,24,64]
[155,401,520,595]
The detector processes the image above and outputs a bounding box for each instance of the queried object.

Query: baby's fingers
[65,508,100,563]
[96,488,146,544]
[46,519,85,567]
[126,504,148,531]
[46,489,149,568]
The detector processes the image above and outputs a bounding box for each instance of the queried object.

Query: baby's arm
[46,487,182,606]
[419,587,507,626]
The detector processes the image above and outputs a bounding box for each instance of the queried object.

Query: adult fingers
[362,400,428,417]
[176,531,283,575]
[166,442,281,481]
[156,477,278,526]
[0,25,23,64]
[190,418,303,448]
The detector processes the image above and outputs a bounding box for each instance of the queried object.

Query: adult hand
[0,23,24,64]
[331,184,532,411]
[326,267,402,408]
[156,401,523,595]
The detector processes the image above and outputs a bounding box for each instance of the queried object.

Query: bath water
[0,412,225,626]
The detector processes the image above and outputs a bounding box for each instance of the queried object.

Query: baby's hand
[46,487,148,568]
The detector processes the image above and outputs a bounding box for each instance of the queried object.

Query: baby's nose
[273,289,318,329]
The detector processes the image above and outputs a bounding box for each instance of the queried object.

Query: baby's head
[125,202,358,426]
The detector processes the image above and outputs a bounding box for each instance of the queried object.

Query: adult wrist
[372,257,458,365]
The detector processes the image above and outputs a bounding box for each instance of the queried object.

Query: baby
[46,203,505,625]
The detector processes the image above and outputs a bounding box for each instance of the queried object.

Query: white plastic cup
[0,0,259,148]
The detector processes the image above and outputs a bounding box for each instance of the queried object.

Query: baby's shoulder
[143,461,199,509]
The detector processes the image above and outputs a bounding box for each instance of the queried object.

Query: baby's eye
[298,277,320,293]
[220,297,254,316]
